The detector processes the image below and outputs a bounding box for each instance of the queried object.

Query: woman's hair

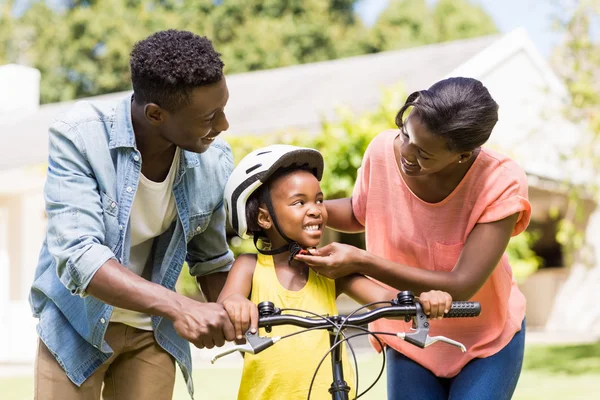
[130,29,224,112]
[245,165,312,239]
[395,77,499,153]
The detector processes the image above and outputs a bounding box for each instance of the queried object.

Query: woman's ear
[257,207,272,230]
[458,151,474,164]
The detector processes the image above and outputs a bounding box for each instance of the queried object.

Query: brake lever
[423,335,467,352]
[396,302,467,353]
[210,331,281,364]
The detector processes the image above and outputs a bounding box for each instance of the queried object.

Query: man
[30,30,236,399]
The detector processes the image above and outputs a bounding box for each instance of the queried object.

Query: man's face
[158,78,230,153]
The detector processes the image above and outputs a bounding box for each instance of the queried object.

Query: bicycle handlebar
[211,292,481,365]
[257,300,480,330]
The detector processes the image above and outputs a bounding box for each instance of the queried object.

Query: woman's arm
[325,198,365,233]
[337,275,452,318]
[298,213,519,301]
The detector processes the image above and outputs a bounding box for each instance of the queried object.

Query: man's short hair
[130,29,224,112]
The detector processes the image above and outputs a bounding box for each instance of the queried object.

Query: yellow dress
[237,253,356,400]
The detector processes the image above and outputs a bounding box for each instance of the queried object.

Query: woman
[296,77,531,399]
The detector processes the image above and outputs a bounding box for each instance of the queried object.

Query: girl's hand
[418,290,452,320]
[294,242,364,279]
[221,294,259,340]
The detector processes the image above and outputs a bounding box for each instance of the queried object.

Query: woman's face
[261,170,327,249]
[398,112,470,177]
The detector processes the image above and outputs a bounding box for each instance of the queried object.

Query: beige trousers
[34,323,176,400]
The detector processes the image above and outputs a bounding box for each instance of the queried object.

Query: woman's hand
[221,294,259,341]
[294,242,365,279]
[418,290,452,320]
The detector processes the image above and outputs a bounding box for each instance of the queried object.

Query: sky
[355,0,564,58]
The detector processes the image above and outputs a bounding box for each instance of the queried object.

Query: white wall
[0,64,41,125]
[0,169,46,363]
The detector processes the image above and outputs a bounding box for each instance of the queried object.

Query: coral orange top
[352,129,531,377]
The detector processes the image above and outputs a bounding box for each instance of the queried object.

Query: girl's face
[397,112,472,177]
[260,170,327,249]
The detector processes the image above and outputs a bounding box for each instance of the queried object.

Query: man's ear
[144,103,166,126]
[257,207,272,230]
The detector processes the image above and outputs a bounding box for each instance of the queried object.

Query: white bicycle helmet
[224,144,324,240]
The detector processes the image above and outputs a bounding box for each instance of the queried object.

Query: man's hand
[172,299,236,349]
[221,294,259,341]
[294,242,364,279]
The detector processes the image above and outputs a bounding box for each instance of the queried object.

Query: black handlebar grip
[444,301,481,318]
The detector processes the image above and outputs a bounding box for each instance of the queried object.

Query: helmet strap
[253,235,290,256]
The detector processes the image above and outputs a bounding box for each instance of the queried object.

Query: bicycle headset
[224,144,324,262]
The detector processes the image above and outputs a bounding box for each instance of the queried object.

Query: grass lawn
[3,342,599,399]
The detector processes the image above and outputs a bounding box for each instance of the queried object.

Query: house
[0,28,596,364]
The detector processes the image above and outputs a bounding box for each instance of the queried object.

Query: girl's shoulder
[232,253,259,273]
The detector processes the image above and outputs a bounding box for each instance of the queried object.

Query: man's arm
[197,272,228,302]
[44,122,234,348]
[187,200,234,301]
[44,121,116,296]
[87,260,234,348]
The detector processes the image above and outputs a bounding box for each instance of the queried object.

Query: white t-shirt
[110,147,181,330]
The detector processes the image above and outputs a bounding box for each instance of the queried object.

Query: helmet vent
[245,164,262,174]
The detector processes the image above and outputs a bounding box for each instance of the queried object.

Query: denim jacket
[29,94,234,398]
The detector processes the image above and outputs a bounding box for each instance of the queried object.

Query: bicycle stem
[327,330,351,400]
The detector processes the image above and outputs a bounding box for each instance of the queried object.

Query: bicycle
[211,291,481,400]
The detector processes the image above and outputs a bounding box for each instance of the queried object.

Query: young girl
[218,144,453,400]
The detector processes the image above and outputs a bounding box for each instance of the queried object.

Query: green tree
[0,0,17,64]
[18,0,189,102]
[550,0,600,264]
[368,0,437,51]
[8,0,499,103]
[15,0,369,103]
[369,0,497,51]
[433,0,497,42]
[169,0,368,73]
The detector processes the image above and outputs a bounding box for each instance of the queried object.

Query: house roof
[0,34,498,171]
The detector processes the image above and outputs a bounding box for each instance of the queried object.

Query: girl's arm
[325,198,364,233]
[337,275,451,319]
[299,213,519,301]
[217,253,258,340]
